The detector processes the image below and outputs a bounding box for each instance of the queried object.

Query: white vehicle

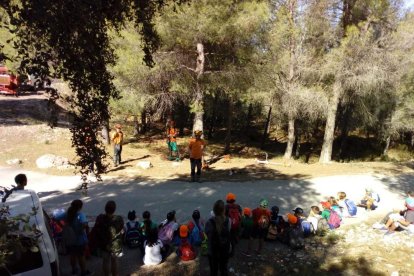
[1,190,60,276]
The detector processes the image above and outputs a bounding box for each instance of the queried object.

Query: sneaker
[372,223,385,229]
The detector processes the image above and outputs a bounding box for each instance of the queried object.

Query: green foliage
[0,206,40,269]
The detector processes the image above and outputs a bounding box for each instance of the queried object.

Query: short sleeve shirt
[252,208,271,227]
[189,138,205,159]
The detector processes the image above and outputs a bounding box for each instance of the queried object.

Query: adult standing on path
[188,130,206,182]
[111,124,123,167]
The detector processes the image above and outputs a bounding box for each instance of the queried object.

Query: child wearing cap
[225,193,242,253]
[176,225,196,261]
[188,130,206,182]
[241,207,254,256]
[252,199,271,254]
[320,201,332,220]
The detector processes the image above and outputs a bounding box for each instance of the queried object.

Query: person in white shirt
[143,228,164,265]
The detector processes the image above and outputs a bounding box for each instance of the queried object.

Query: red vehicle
[0,65,18,96]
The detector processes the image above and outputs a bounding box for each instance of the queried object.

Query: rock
[136,161,152,169]
[36,154,70,169]
[6,158,22,165]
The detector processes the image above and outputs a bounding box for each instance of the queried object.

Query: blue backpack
[345,199,357,216]
[189,223,203,246]
[301,220,313,237]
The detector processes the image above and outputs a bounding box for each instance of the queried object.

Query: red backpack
[228,204,241,231]
[179,241,196,261]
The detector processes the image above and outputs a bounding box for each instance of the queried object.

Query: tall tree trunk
[244,103,253,135]
[284,116,295,159]
[101,121,110,145]
[133,115,139,136]
[383,135,391,156]
[140,111,147,133]
[208,92,219,139]
[224,98,233,154]
[411,132,414,149]
[319,83,341,163]
[294,126,301,159]
[192,43,205,135]
[260,105,272,149]
[338,105,352,160]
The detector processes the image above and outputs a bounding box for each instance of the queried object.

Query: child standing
[252,199,271,254]
[166,120,180,161]
[241,207,254,256]
[111,124,123,167]
[188,130,206,183]
[225,193,242,252]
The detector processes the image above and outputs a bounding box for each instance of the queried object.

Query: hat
[179,225,189,238]
[260,198,268,208]
[320,201,331,209]
[194,130,203,136]
[243,207,252,217]
[287,213,297,224]
[292,207,304,216]
[167,210,176,221]
[226,193,236,202]
[115,123,122,129]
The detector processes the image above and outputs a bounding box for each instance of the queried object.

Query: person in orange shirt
[111,124,123,167]
[188,130,206,182]
[166,120,180,161]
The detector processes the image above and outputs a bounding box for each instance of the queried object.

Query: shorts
[252,226,267,239]
[168,141,178,152]
[67,245,86,256]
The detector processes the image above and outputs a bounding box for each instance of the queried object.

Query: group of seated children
[373,190,414,235]
[123,209,205,265]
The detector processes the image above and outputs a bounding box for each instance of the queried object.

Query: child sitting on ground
[337,192,358,217]
[358,188,380,210]
[266,206,285,242]
[124,210,141,248]
[176,225,196,261]
[187,210,205,246]
[158,210,179,249]
[307,206,321,234]
[383,213,414,235]
[328,197,342,218]
[143,228,164,265]
[241,207,254,256]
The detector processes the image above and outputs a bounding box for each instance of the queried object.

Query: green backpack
[201,232,208,256]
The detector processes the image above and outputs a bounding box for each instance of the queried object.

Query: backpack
[189,222,203,246]
[209,218,232,258]
[301,220,314,237]
[258,213,270,229]
[227,205,241,231]
[125,222,142,249]
[158,222,176,245]
[288,227,305,249]
[316,218,330,236]
[328,210,341,229]
[62,224,77,247]
[179,242,196,261]
[344,199,357,216]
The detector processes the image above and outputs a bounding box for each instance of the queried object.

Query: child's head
[179,225,189,238]
[127,210,136,221]
[105,200,116,215]
[337,192,347,200]
[310,206,321,216]
[407,191,414,197]
[147,228,159,247]
[226,193,236,204]
[320,201,331,210]
[142,210,151,221]
[243,207,252,217]
[14,174,27,188]
[365,188,373,195]
[192,210,201,221]
[292,207,305,217]
[194,130,202,139]
[166,210,176,222]
[271,206,279,216]
[259,198,268,209]
[328,197,338,206]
